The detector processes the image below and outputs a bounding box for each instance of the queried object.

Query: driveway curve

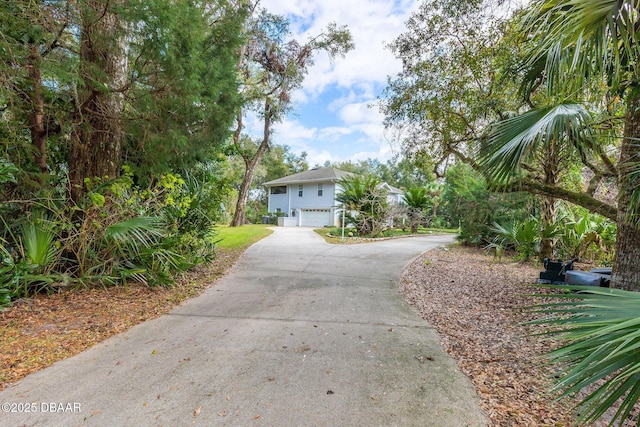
[0,227,486,426]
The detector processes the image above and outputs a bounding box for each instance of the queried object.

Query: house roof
[264,167,354,186]
[378,182,404,195]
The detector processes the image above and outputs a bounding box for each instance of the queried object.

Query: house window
[317,183,323,197]
[298,184,303,197]
[270,185,286,195]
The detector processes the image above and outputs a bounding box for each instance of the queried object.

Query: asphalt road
[0,227,487,427]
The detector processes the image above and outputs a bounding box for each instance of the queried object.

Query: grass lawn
[214,224,274,249]
[315,226,458,243]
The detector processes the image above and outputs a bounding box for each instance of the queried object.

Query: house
[264,167,406,227]
[378,182,406,227]
[379,182,405,206]
[264,167,353,227]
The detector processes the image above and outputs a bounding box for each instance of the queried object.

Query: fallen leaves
[414,355,434,364]
[401,246,573,426]
[0,247,243,391]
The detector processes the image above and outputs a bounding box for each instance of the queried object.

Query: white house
[379,182,405,206]
[264,167,406,227]
[264,167,353,227]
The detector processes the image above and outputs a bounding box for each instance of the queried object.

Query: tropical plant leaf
[530,284,640,425]
[403,187,430,210]
[0,161,18,184]
[521,0,640,95]
[19,213,58,270]
[480,103,594,184]
[104,216,163,255]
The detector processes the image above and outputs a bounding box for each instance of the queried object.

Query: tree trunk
[232,157,257,226]
[540,139,559,260]
[518,180,617,221]
[611,90,640,290]
[27,44,48,173]
[539,196,557,259]
[68,1,128,203]
[410,210,419,234]
[230,99,273,226]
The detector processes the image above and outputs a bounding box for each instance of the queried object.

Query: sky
[252,0,421,167]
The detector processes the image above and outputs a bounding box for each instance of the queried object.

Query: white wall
[269,193,289,214]
[288,182,334,209]
[269,181,343,226]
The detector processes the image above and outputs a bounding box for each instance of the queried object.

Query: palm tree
[480,103,599,259]
[403,187,430,233]
[489,1,640,423]
[486,0,640,290]
[336,175,390,237]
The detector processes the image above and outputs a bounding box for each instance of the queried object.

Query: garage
[300,209,332,227]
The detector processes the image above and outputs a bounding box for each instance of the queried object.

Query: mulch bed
[401,245,638,426]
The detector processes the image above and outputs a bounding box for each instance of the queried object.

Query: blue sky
[253,0,421,167]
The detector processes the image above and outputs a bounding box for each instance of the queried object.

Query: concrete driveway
[0,227,486,427]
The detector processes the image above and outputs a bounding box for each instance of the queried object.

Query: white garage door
[300,209,332,227]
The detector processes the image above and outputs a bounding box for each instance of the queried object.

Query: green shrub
[489,217,541,260]
[336,175,390,237]
[555,207,616,264]
[443,163,532,246]
[0,162,227,304]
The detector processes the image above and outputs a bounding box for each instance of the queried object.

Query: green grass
[315,226,459,244]
[214,224,273,249]
[379,227,459,237]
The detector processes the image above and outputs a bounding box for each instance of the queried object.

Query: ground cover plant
[0,224,271,390]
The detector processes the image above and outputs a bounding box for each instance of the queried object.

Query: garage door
[300,209,332,227]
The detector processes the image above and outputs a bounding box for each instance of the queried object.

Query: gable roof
[378,182,404,195]
[264,167,354,186]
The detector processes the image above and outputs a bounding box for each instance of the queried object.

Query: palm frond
[531,285,640,425]
[20,214,58,270]
[480,103,593,184]
[403,187,430,209]
[522,0,640,93]
[104,217,164,255]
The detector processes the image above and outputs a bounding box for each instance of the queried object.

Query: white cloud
[270,119,317,141]
[259,0,418,97]
[338,101,375,125]
[317,126,352,141]
[252,0,417,165]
